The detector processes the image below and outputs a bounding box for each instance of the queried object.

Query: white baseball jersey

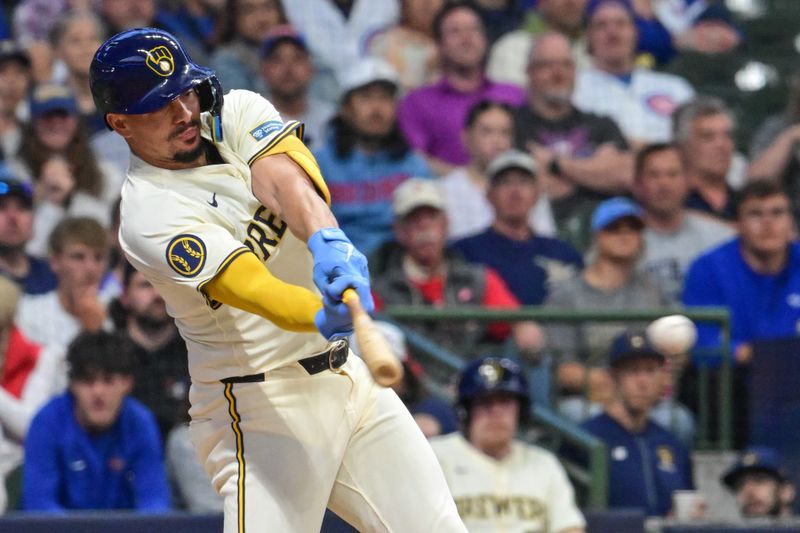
[119,89,468,533]
[119,89,329,383]
[430,433,585,533]
[573,67,695,143]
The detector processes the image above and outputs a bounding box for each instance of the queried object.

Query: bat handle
[342,288,362,316]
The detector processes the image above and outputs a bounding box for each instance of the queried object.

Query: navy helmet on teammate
[89,28,224,140]
[457,356,530,422]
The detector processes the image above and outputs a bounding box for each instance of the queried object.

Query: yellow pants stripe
[224,383,246,533]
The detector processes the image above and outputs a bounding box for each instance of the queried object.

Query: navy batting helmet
[457,356,530,412]
[90,28,223,137]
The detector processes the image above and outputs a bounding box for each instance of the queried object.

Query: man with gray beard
[118,263,189,440]
[513,31,632,252]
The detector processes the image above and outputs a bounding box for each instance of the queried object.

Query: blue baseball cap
[591,196,644,233]
[29,83,78,119]
[609,330,664,367]
[722,447,787,489]
[0,176,34,208]
[260,25,308,59]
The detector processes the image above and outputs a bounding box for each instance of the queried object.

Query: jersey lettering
[455,495,547,528]
[244,206,287,262]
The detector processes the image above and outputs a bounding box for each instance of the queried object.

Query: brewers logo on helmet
[457,356,530,417]
[89,28,224,140]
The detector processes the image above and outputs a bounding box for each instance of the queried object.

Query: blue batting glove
[314,305,354,341]
[308,228,375,314]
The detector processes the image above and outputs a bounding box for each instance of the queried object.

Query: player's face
[468,392,519,451]
[0,197,33,249]
[51,242,108,289]
[537,0,587,33]
[487,170,539,226]
[463,107,513,168]
[395,206,448,266]
[635,148,688,217]
[438,8,486,69]
[34,111,79,151]
[735,472,783,517]
[110,89,204,170]
[260,43,313,100]
[595,217,643,262]
[342,83,397,139]
[587,3,636,65]
[683,113,734,179]
[737,194,794,259]
[614,358,663,415]
[527,34,575,105]
[71,372,132,432]
[59,16,103,76]
[123,271,170,327]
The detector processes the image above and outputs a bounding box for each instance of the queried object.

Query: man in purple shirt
[397,2,525,175]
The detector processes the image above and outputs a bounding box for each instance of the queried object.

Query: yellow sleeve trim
[202,249,321,332]
[248,125,331,206]
[198,246,250,309]
[247,121,302,166]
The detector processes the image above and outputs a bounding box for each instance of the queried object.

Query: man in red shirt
[372,178,544,356]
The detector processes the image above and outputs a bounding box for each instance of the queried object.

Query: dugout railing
[381,306,733,508]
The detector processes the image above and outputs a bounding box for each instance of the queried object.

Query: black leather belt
[297,339,349,375]
[221,339,349,384]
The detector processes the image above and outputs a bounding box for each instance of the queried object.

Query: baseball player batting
[90,28,466,532]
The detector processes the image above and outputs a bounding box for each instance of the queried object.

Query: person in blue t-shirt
[569,331,694,516]
[314,58,432,256]
[0,176,57,295]
[683,180,800,366]
[453,150,583,305]
[22,331,170,512]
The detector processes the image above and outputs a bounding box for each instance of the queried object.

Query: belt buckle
[328,339,348,373]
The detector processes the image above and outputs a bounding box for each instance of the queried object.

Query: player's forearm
[251,153,337,242]
[204,251,322,332]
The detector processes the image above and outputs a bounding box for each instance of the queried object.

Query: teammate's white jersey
[119,89,328,383]
[430,433,585,533]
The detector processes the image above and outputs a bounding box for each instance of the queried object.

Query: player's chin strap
[197,77,224,142]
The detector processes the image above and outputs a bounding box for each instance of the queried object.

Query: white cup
[672,490,706,521]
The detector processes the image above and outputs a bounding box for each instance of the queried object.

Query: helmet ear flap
[195,76,224,140]
[195,76,223,117]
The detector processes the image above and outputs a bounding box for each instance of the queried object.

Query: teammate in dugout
[431,356,585,533]
[89,28,467,532]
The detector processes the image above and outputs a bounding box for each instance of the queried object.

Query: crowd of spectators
[0,0,798,527]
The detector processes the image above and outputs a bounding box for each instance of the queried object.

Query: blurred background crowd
[1,0,800,531]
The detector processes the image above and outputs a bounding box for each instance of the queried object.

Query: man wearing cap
[314,58,432,255]
[569,331,694,516]
[0,41,32,160]
[258,27,334,151]
[0,176,57,295]
[573,0,695,145]
[722,446,795,518]
[454,149,583,307]
[373,177,545,355]
[431,356,586,533]
[545,197,669,420]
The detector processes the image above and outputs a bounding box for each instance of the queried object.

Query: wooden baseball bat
[342,288,404,387]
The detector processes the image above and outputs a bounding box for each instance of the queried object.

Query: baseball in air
[646,315,697,355]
